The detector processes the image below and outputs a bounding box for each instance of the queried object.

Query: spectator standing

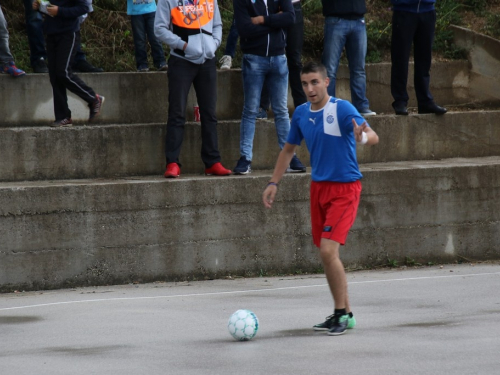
[321,0,376,117]
[155,0,232,178]
[390,0,447,115]
[23,0,49,72]
[232,0,306,175]
[286,0,306,108]
[33,0,104,127]
[1,6,26,77]
[127,0,167,72]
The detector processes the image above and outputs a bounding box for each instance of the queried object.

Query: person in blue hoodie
[33,0,105,127]
[390,0,447,115]
[232,0,306,175]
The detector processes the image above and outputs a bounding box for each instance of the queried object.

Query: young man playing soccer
[262,61,379,336]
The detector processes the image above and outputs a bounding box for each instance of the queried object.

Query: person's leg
[192,57,221,168]
[267,54,290,150]
[224,17,239,58]
[130,14,149,70]
[391,10,417,107]
[344,18,370,112]
[260,80,270,112]
[286,2,307,107]
[322,17,348,97]
[413,10,436,107]
[46,34,71,121]
[319,239,349,311]
[239,54,267,161]
[144,12,166,68]
[165,55,198,165]
[0,8,14,64]
[54,32,96,105]
[23,0,47,66]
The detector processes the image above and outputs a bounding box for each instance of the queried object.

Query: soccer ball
[227,309,259,341]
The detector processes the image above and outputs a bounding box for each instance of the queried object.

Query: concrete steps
[1,157,499,291]
[1,111,499,181]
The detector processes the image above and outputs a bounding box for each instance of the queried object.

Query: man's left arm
[252,0,295,29]
[53,0,89,18]
[352,118,379,146]
[212,0,223,49]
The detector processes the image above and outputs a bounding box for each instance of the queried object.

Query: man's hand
[262,184,278,209]
[33,1,40,10]
[47,4,59,16]
[251,16,264,25]
[352,118,368,143]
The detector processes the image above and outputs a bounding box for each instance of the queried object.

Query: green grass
[1,0,498,72]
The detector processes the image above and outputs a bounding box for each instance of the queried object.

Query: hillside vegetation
[1,0,499,72]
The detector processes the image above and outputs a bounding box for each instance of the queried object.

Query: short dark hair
[301,61,328,78]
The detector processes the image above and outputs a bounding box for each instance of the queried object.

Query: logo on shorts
[323,226,332,232]
[326,115,334,124]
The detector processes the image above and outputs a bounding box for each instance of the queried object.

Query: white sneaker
[359,109,376,117]
[219,55,232,70]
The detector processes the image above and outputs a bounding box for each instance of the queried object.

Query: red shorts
[310,180,362,247]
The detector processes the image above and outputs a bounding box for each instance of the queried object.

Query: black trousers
[285,2,307,108]
[166,55,221,168]
[46,31,96,121]
[391,10,436,107]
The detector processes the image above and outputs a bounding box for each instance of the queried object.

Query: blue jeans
[23,0,47,65]
[240,54,290,161]
[131,12,166,69]
[322,17,370,112]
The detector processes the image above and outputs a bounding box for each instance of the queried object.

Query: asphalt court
[1,263,500,375]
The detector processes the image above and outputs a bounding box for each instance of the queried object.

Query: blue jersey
[287,97,367,182]
[127,0,157,16]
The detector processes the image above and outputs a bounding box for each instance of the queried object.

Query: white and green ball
[227,309,259,341]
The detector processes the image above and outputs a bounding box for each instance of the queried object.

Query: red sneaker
[205,162,232,176]
[164,163,180,178]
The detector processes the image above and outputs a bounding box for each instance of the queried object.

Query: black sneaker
[32,58,48,73]
[327,314,349,336]
[50,118,73,128]
[286,155,306,173]
[314,313,356,331]
[233,156,251,175]
[88,95,105,122]
[73,60,104,73]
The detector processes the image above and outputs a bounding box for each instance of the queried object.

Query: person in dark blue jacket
[33,0,104,127]
[232,0,306,175]
[390,0,447,115]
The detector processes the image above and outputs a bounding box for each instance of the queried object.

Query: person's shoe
[2,61,26,77]
[327,314,349,336]
[88,95,105,122]
[205,162,232,176]
[219,55,232,70]
[73,60,104,73]
[313,313,356,331]
[164,163,180,178]
[32,57,48,73]
[418,103,447,115]
[359,108,376,117]
[286,155,306,173]
[392,102,409,116]
[50,118,73,128]
[158,63,168,71]
[233,156,251,175]
[137,65,149,72]
[256,107,268,119]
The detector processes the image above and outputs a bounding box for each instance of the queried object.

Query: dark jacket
[391,0,436,13]
[233,0,295,57]
[321,0,366,19]
[40,0,89,35]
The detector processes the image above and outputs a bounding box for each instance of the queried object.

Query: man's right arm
[154,0,186,51]
[233,0,272,39]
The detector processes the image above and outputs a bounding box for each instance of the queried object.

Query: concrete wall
[1,111,499,181]
[452,25,500,105]
[1,157,499,292]
[0,61,473,126]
